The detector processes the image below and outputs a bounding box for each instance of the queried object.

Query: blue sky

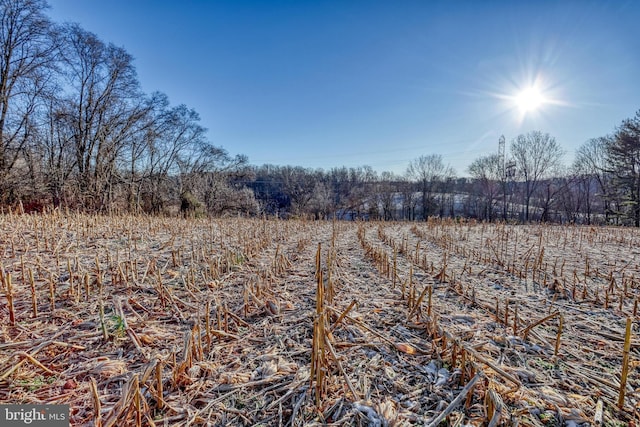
[46,1,640,176]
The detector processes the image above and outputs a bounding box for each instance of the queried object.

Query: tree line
[245,120,636,226]
[0,0,253,215]
[2,1,640,225]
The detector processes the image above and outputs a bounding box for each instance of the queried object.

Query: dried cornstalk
[99,297,108,341]
[522,311,560,341]
[311,312,328,407]
[311,242,328,407]
[330,300,357,331]
[90,377,102,427]
[618,317,633,409]
[554,314,564,358]
[28,269,37,317]
[5,273,15,326]
[67,258,74,296]
[594,399,603,426]
[462,344,521,389]
[134,374,142,427]
[407,284,431,321]
[0,328,67,380]
[16,351,58,375]
[426,373,480,427]
[48,271,56,313]
[324,333,359,399]
[205,299,212,346]
[486,388,504,427]
[114,297,146,358]
[156,359,164,410]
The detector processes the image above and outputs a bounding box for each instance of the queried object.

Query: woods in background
[2,1,640,224]
[0,0,252,215]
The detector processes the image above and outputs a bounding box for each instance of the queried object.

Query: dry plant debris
[0,211,639,426]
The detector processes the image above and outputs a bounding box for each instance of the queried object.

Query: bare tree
[0,0,56,202]
[278,166,317,216]
[406,154,453,220]
[536,165,568,222]
[184,146,253,216]
[377,171,398,220]
[115,92,165,212]
[573,137,612,223]
[308,180,332,219]
[56,24,144,210]
[123,97,206,213]
[606,110,640,226]
[468,153,502,221]
[510,131,564,221]
[40,95,78,206]
[437,168,457,217]
[398,176,418,220]
[347,166,377,219]
[325,166,377,219]
[327,167,349,217]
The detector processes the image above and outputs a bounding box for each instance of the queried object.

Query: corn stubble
[0,210,638,425]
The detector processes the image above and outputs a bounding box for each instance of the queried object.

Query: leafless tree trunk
[468,153,502,221]
[406,154,454,220]
[570,138,612,224]
[57,24,143,210]
[510,131,564,222]
[606,111,640,226]
[0,0,55,202]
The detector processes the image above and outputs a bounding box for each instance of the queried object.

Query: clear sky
[45,0,640,176]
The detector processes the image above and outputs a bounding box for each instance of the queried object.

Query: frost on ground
[0,213,638,426]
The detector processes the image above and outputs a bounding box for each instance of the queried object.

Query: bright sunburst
[479,70,567,126]
[515,87,545,113]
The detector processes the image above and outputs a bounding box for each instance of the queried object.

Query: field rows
[0,213,639,426]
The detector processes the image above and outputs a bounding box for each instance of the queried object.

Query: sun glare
[515,87,545,113]
[485,72,566,125]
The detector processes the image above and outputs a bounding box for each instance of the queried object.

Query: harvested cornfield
[0,212,639,426]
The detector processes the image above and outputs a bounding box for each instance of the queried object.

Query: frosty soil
[0,212,638,426]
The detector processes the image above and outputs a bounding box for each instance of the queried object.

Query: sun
[514,87,545,113]
[485,72,566,124]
